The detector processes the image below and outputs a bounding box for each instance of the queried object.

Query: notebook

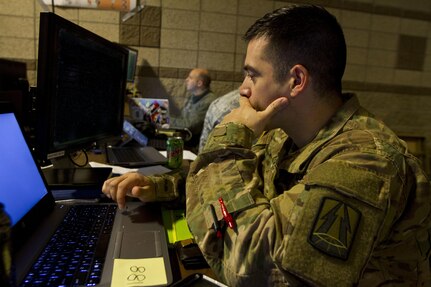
[0,111,173,286]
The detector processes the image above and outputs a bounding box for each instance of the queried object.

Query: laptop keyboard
[148,137,167,150]
[20,204,117,287]
[111,147,145,163]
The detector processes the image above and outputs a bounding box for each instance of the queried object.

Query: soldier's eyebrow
[243,65,260,77]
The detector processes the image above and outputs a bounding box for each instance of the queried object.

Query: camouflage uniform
[185,94,431,286]
[149,169,186,202]
[199,90,240,152]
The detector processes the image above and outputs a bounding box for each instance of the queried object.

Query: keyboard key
[20,205,116,287]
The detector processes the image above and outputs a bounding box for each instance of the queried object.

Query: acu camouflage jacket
[185,94,431,286]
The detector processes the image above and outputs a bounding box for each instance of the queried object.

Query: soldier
[102,5,431,286]
[185,4,431,286]
[170,68,218,152]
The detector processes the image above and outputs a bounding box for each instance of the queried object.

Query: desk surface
[84,149,217,283]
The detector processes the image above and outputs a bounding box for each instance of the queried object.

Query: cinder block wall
[1,0,430,171]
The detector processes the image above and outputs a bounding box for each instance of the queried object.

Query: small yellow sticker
[111,258,167,287]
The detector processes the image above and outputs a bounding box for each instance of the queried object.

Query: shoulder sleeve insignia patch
[308,197,361,260]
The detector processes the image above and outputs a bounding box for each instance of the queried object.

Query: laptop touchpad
[118,230,162,258]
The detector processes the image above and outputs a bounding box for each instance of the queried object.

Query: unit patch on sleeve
[308,197,361,260]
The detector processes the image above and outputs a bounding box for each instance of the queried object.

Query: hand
[221,95,288,136]
[102,172,156,210]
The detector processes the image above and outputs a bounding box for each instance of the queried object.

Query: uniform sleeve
[145,168,187,202]
[186,123,398,286]
[272,161,389,286]
[187,122,279,285]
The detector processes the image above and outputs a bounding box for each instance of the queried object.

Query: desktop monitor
[0,59,31,127]
[35,12,128,167]
[123,45,138,83]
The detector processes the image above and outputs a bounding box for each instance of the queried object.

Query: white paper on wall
[42,0,137,12]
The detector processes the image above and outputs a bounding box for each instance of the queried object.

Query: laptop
[0,111,173,286]
[122,119,167,150]
[105,120,168,167]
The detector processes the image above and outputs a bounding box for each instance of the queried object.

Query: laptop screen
[123,119,149,146]
[0,113,48,226]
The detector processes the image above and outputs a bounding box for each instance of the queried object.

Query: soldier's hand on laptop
[102,173,156,210]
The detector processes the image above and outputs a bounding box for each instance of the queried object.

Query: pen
[219,197,235,229]
[209,204,222,238]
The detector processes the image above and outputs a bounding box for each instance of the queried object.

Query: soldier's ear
[289,64,308,98]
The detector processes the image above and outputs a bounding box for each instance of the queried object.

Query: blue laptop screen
[0,113,48,226]
[123,119,148,146]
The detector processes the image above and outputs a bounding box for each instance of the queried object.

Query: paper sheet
[42,0,137,11]
[111,258,167,287]
[89,162,171,176]
[159,150,197,161]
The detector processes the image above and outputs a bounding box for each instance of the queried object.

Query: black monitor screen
[36,12,127,162]
[0,59,30,125]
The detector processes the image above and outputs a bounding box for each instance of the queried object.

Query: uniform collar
[285,93,360,173]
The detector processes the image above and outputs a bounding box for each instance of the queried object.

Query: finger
[103,177,121,201]
[115,177,137,210]
[104,175,128,206]
[115,173,150,209]
[222,96,252,124]
[101,180,110,198]
[261,97,289,119]
[238,95,252,108]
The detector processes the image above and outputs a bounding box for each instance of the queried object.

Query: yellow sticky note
[111,258,167,286]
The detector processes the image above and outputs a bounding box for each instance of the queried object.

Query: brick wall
[1,0,430,171]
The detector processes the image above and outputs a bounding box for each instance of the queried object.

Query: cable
[68,149,89,168]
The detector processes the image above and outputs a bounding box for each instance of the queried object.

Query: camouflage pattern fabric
[199,90,240,152]
[146,165,188,203]
[185,94,431,286]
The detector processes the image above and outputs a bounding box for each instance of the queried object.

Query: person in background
[100,69,216,210]
[170,68,218,152]
[198,89,240,153]
[185,5,431,286]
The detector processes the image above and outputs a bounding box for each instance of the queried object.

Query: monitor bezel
[35,12,128,162]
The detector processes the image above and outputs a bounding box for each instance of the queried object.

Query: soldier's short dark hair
[243,5,346,94]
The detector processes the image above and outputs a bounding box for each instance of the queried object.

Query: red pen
[219,197,235,229]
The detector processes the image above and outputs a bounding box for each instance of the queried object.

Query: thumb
[238,94,252,108]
